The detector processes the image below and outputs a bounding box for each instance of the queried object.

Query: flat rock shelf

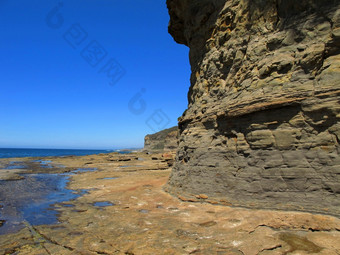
[0,161,92,235]
[0,152,339,254]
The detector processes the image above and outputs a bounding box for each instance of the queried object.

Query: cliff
[166,0,340,216]
[144,126,178,152]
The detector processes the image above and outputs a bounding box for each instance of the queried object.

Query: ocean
[0,148,123,159]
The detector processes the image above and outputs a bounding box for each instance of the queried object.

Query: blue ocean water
[0,148,118,159]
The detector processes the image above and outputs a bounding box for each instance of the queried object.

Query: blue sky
[0,0,190,149]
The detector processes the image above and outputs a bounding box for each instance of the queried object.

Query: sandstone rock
[162,153,173,159]
[198,194,209,199]
[0,169,25,181]
[1,153,340,253]
[144,126,178,152]
[166,0,340,216]
[178,195,197,202]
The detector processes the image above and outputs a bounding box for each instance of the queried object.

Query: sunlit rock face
[144,126,178,152]
[166,0,340,216]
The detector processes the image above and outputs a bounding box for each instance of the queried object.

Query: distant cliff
[144,126,178,152]
[166,0,340,216]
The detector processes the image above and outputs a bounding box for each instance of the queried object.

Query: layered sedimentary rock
[166,0,340,216]
[144,126,178,152]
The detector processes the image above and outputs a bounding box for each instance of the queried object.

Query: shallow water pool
[0,168,88,235]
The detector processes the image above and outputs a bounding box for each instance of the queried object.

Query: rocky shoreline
[1,152,340,254]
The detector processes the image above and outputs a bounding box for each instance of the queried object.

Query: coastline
[1,152,340,254]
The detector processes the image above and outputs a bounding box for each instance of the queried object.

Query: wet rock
[1,152,340,254]
[279,232,323,253]
[138,209,149,214]
[93,202,114,207]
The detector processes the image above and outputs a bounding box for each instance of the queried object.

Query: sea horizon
[0,147,139,159]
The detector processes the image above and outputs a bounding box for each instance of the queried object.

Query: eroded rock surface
[1,153,340,254]
[144,126,178,152]
[166,0,340,216]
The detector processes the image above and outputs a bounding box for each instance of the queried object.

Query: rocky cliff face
[144,126,178,152]
[166,0,340,216]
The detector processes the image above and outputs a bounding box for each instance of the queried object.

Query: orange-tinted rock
[166,0,340,216]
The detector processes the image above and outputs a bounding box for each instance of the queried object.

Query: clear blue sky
[0,0,190,149]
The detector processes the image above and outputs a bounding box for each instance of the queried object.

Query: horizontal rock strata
[144,126,178,152]
[166,0,340,216]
